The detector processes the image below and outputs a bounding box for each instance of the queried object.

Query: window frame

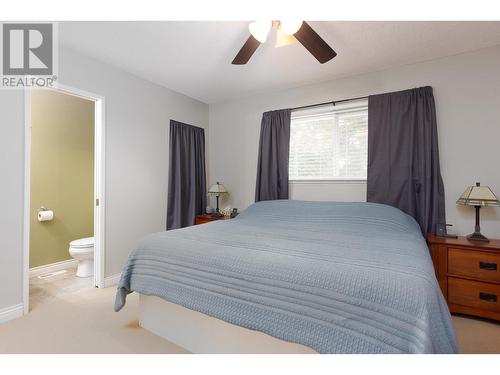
[288,100,368,183]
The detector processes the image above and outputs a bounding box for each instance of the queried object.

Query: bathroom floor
[29,268,94,311]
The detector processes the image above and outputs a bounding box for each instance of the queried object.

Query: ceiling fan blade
[232,35,261,65]
[293,22,336,64]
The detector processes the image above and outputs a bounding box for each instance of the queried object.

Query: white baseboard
[0,303,23,324]
[29,258,79,277]
[103,273,121,288]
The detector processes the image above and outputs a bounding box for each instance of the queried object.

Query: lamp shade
[457,183,500,207]
[208,182,228,195]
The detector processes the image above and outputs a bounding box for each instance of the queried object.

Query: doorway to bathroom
[23,85,105,314]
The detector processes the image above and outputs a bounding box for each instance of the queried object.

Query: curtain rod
[290,95,369,112]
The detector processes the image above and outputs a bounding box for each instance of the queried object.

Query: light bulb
[248,21,272,43]
[279,20,303,36]
[275,27,295,48]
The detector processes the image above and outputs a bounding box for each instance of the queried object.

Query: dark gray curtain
[167,120,206,230]
[255,109,291,202]
[367,86,445,235]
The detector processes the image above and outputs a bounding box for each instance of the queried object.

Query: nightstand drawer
[195,215,231,225]
[448,247,500,282]
[195,216,217,225]
[448,277,500,313]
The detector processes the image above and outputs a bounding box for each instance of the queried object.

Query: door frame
[23,83,106,314]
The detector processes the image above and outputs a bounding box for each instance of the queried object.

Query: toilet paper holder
[37,206,54,222]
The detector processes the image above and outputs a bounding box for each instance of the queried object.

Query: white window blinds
[289,104,368,181]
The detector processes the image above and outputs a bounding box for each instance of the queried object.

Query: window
[289,103,368,181]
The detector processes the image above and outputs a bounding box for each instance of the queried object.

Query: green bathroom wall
[29,90,94,268]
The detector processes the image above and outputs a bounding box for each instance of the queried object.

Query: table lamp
[456,182,499,242]
[208,182,228,217]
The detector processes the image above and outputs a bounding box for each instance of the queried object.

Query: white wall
[0,90,25,310]
[209,45,500,239]
[0,47,209,312]
[59,48,209,278]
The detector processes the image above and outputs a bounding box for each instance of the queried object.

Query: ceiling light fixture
[275,27,296,48]
[233,21,336,65]
[248,21,272,43]
[279,20,303,36]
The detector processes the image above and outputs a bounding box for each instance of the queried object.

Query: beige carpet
[0,286,187,353]
[452,314,500,354]
[1,285,500,353]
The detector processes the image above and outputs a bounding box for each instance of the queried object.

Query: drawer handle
[479,261,497,271]
[479,292,497,303]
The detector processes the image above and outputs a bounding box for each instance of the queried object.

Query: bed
[115,200,458,353]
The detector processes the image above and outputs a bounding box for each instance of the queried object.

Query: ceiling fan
[232,21,337,65]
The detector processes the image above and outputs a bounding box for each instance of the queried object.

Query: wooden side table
[195,214,232,225]
[427,234,500,321]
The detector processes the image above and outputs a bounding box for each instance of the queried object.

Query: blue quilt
[115,200,457,353]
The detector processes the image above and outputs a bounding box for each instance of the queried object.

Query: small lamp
[208,182,228,217]
[457,182,499,242]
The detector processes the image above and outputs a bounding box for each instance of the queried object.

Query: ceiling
[59,21,500,104]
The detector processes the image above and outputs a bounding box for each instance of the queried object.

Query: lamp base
[466,232,490,242]
[210,212,224,218]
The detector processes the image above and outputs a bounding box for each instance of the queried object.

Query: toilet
[69,237,94,278]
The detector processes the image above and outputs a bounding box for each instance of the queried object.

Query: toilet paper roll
[38,210,54,222]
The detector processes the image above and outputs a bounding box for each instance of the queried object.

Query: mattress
[115,200,458,353]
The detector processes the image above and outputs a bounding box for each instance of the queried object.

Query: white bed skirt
[139,294,317,354]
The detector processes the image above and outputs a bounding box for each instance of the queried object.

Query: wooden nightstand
[195,214,232,225]
[428,234,500,321]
